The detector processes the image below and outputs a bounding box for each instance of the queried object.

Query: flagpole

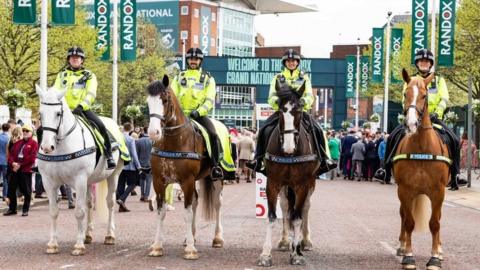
[112,0,119,122]
[40,0,48,91]
[355,38,360,130]
[382,12,393,133]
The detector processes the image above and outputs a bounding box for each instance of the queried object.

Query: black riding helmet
[414,49,434,71]
[67,46,85,60]
[281,49,301,67]
[186,47,204,67]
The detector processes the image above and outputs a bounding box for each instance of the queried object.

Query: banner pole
[40,0,48,92]
[382,12,393,133]
[355,39,360,130]
[112,0,119,122]
[430,0,437,72]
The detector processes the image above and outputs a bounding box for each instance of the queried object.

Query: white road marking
[379,241,402,262]
[443,202,456,208]
[59,264,75,269]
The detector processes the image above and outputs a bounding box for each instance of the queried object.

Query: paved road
[1,178,479,270]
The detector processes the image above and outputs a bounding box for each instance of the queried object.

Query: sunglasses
[22,129,31,132]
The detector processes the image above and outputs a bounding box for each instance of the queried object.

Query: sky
[255,0,436,58]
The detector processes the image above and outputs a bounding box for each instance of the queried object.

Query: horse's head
[146,75,173,141]
[402,68,434,134]
[36,84,68,153]
[275,79,305,155]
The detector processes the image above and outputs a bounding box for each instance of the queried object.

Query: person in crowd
[350,136,365,181]
[364,135,377,181]
[136,126,152,202]
[116,123,141,212]
[4,124,38,216]
[0,123,10,201]
[341,129,357,180]
[328,131,341,180]
[237,129,255,182]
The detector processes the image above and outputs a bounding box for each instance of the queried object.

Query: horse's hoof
[104,236,115,245]
[212,237,224,248]
[84,235,93,244]
[402,256,416,269]
[183,250,199,260]
[257,255,273,267]
[396,247,406,256]
[301,239,313,251]
[290,254,306,265]
[426,257,442,270]
[148,247,163,257]
[277,239,291,251]
[46,245,59,254]
[71,247,86,256]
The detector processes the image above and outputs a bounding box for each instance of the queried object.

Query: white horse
[36,85,124,256]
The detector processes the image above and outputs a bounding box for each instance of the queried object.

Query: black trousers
[385,117,460,186]
[8,171,32,212]
[196,116,222,164]
[254,112,328,161]
[75,109,113,156]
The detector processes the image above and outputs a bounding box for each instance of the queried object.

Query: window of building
[194,8,199,18]
[212,12,216,22]
[220,8,254,57]
[181,31,188,40]
[212,85,256,128]
[193,35,198,44]
[181,6,189,15]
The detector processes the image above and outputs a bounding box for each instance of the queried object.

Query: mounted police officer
[53,46,116,169]
[383,49,460,190]
[170,47,223,179]
[247,49,335,175]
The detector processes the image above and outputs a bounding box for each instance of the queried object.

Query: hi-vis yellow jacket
[268,68,314,112]
[403,74,449,118]
[171,68,216,117]
[53,68,97,111]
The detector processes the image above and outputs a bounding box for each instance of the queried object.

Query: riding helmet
[67,46,86,60]
[281,49,301,67]
[414,49,434,66]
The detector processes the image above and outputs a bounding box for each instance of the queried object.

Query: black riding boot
[210,138,224,179]
[247,114,278,175]
[305,114,336,175]
[83,110,116,169]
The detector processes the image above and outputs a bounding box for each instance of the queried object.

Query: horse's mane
[146,80,168,96]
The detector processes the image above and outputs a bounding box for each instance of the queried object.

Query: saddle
[191,118,236,177]
[76,115,131,163]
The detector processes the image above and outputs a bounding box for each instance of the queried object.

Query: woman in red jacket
[4,124,39,216]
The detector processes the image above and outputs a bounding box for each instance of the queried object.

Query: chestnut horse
[257,80,320,267]
[394,69,450,270]
[146,75,224,260]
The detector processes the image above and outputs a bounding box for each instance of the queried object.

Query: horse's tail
[200,177,216,221]
[95,179,109,223]
[412,194,431,233]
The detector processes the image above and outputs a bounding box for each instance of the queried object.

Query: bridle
[402,86,429,129]
[41,102,78,143]
[149,93,190,135]
[279,103,302,147]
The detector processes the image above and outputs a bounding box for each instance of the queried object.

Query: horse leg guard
[401,255,416,269]
[426,257,442,270]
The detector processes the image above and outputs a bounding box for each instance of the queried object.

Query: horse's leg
[182,178,199,260]
[212,179,224,248]
[301,188,314,251]
[399,191,416,269]
[44,180,60,254]
[190,189,198,246]
[257,181,281,267]
[84,185,94,244]
[397,204,407,256]
[426,193,444,270]
[277,187,291,251]
[149,181,167,257]
[72,180,88,256]
[105,174,119,245]
[289,185,309,266]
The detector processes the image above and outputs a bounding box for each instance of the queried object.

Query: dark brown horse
[146,75,224,260]
[394,69,450,270]
[257,80,320,267]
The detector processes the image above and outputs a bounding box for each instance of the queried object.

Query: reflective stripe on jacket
[268,68,313,111]
[53,68,97,111]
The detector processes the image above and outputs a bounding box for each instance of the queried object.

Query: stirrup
[106,156,116,169]
[211,166,224,179]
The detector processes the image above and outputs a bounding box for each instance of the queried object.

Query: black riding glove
[190,110,200,120]
[72,105,83,115]
[430,112,439,123]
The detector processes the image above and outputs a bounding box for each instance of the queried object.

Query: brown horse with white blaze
[257,80,319,267]
[146,75,224,260]
[394,69,450,270]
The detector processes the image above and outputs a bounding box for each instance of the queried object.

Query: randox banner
[95,0,110,61]
[411,0,428,64]
[51,0,75,25]
[390,28,404,83]
[438,0,456,66]
[121,0,137,61]
[200,6,211,56]
[345,55,357,98]
[360,56,370,93]
[13,0,36,24]
[371,28,384,83]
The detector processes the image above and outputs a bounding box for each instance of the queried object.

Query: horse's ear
[424,72,435,86]
[35,84,44,99]
[162,74,169,87]
[402,68,410,83]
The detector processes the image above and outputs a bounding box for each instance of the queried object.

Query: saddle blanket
[192,119,236,172]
